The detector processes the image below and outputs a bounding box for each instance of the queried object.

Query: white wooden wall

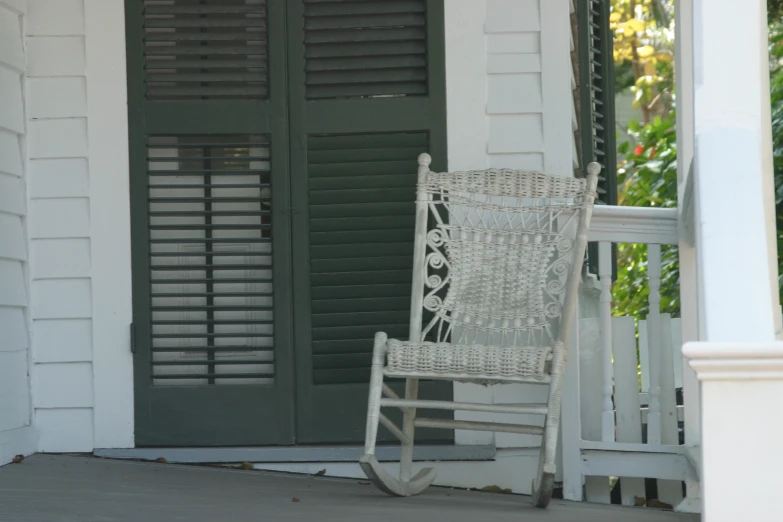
[446,0,573,175]
[26,0,94,453]
[0,0,37,465]
[485,0,545,171]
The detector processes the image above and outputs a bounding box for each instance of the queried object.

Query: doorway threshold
[94,444,495,464]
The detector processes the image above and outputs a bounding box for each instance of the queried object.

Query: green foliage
[611,3,783,319]
[609,0,678,319]
[614,111,680,318]
[610,0,675,123]
[772,0,783,25]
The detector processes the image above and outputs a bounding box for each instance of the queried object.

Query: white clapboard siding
[36,408,94,453]
[32,362,94,409]
[27,0,94,454]
[486,0,545,172]
[0,0,33,461]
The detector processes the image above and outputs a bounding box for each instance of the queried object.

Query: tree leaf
[625,18,645,33]
[637,45,655,58]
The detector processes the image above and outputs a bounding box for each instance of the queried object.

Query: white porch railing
[560,205,700,509]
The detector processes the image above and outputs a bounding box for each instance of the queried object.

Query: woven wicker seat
[385,340,551,384]
[359,154,598,507]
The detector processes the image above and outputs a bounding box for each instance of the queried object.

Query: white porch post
[684,0,783,520]
[673,0,701,512]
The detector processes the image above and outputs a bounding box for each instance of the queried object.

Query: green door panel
[127,0,296,446]
[287,0,453,444]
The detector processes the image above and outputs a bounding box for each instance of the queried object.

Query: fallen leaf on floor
[634,496,646,507]
[313,469,326,476]
[480,485,512,494]
[646,499,673,510]
[238,462,254,470]
[154,457,167,464]
[12,455,24,464]
[292,497,300,503]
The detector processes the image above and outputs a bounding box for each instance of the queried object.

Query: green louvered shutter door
[287,0,454,444]
[578,0,617,274]
[578,0,616,202]
[127,0,296,446]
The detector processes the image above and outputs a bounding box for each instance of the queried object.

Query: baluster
[598,241,614,442]
[646,244,662,445]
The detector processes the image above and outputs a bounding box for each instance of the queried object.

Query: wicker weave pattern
[419,169,594,348]
[418,170,590,200]
[385,339,550,382]
[440,226,560,320]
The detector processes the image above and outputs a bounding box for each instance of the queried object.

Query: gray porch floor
[0,455,700,522]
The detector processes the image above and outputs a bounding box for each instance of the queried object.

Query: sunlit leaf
[637,45,655,58]
[625,18,645,33]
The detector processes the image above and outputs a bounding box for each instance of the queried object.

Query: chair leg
[362,332,387,459]
[399,377,418,483]
[532,342,566,508]
[360,334,436,497]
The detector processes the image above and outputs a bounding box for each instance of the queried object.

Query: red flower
[634,145,644,156]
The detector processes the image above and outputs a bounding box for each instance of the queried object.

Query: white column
[687,0,783,520]
[692,0,779,341]
[683,344,783,522]
[674,0,701,512]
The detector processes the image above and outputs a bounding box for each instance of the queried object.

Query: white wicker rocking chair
[359,154,599,508]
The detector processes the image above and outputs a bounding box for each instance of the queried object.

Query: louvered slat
[147,135,275,385]
[583,0,616,203]
[303,0,429,99]
[577,0,617,277]
[308,132,428,385]
[143,0,268,100]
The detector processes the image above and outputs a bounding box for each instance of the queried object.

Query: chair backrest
[410,154,599,349]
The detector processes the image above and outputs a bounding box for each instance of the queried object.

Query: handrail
[588,205,678,245]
